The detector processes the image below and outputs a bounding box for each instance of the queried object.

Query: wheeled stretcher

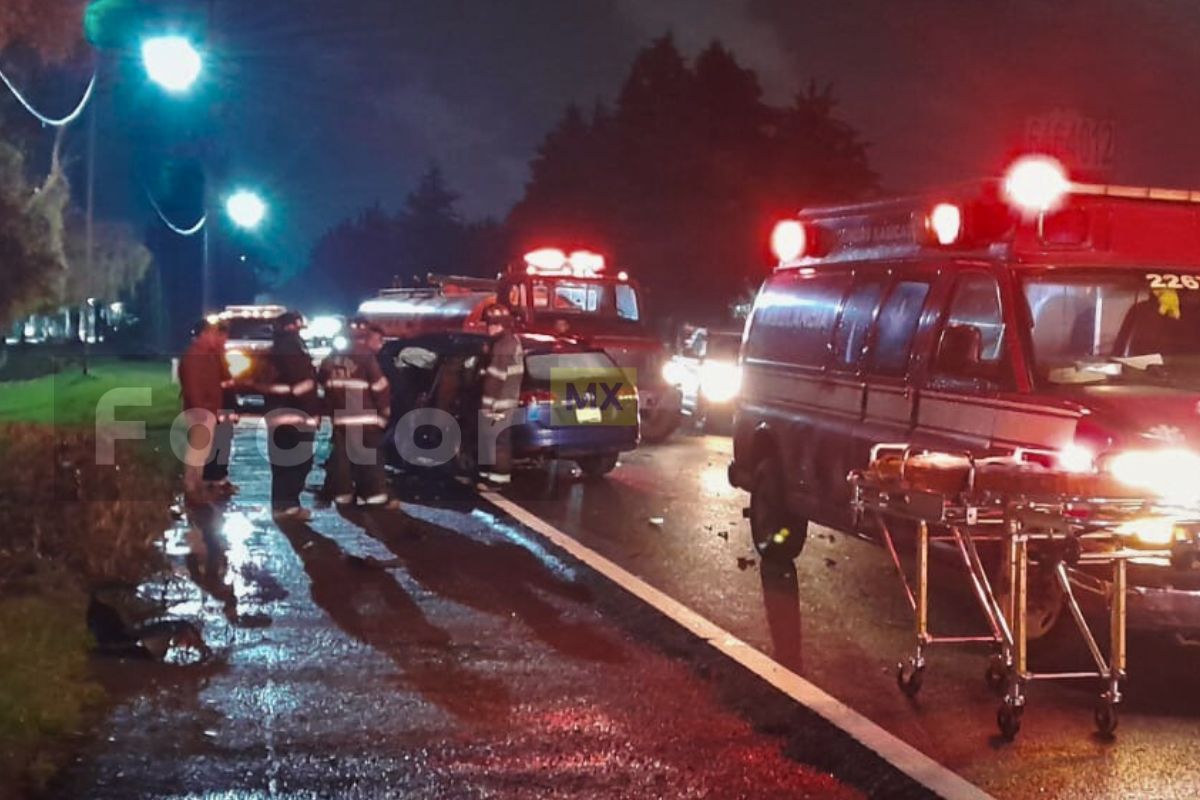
[849,444,1196,740]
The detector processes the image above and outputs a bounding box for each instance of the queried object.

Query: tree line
[306,35,878,321]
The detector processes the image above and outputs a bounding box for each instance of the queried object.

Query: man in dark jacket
[263,312,320,520]
[479,304,524,485]
[318,318,398,509]
[178,318,233,505]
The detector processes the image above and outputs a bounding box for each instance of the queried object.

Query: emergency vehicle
[663,326,743,431]
[359,248,682,441]
[215,305,343,408]
[729,156,1200,640]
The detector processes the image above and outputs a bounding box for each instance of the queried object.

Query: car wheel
[577,453,619,479]
[640,406,681,443]
[749,456,808,562]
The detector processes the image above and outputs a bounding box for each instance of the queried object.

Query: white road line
[484,492,994,800]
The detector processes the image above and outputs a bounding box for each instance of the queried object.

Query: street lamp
[141,35,203,93]
[225,190,267,230]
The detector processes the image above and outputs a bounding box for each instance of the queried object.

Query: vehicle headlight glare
[1109,448,1200,504]
[225,349,252,378]
[700,361,742,403]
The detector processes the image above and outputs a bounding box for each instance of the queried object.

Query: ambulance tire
[750,457,808,562]
[992,555,1078,663]
[577,453,620,480]
[640,407,680,444]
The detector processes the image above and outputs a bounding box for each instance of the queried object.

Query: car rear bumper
[513,423,639,460]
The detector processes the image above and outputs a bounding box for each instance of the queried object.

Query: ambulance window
[746,271,850,367]
[615,284,640,321]
[870,280,931,376]
[943,274,1005,362]
[832,278,885,370]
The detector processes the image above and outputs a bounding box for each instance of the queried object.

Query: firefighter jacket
[481,332,524,415]
[263,332,320,427]
[318,346,390,427]
[179,336,232,416]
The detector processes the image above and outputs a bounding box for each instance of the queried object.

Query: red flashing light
[523,247,607,277]
[524,248,567,272]
[771,220,807,263]
[928,203,962,245]
[1004,156,1070,215]
[568,250,605,273]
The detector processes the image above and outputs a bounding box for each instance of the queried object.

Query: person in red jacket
[178,318,233,505]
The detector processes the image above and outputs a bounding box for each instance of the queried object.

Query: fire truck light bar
[523,248,607,277]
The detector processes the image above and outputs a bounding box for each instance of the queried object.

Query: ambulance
[729,156,1200,640]
[359,248,682,441]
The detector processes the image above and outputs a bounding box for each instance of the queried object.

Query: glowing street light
[141,35,203,93]
[225,190,267,230]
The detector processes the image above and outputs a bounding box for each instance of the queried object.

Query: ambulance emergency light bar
[770,156,1073,264]
[523,247,614,278]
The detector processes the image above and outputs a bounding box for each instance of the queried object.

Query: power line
[0,64,95,127]
[143,183,207,237]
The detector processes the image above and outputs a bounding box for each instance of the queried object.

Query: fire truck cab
[730,156,1200,639]
[495,248,681,442]
[359,249,682,441]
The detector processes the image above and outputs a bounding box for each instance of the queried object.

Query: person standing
[178,318,233,505]
[479,304,524,485]
[318,318,399,509]
[263,312,320,521]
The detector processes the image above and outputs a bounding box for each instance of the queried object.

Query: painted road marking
[484,492,994,800]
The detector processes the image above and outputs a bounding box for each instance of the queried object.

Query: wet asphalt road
[54,424,931,800]
[507,427,1200,799]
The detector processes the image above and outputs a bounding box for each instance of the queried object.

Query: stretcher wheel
[997,702,1023,741]
[896,661,925,698]
[1094,702,1119,737]
[984,657,1008,695]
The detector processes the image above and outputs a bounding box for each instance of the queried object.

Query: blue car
[379,332,639,479]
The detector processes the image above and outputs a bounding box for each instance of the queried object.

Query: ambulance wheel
[640,407,680,444]
[577,453,619,479]
[749,457,808,562]
[994,558,1066,643]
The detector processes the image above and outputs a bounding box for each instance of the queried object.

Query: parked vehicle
[358,247,681,442]
[379,331,639,480]
[729,156,1200,640]
[663,327,743,432]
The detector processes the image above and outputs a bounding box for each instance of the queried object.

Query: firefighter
[263,312,320,521]
[479,304,524,485]
[178,317,235,505]
[318,318,399,509]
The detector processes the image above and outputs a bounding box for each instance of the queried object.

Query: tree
[0,0,86,331]
[509,37,879,320]
[62,215,152,305]
[395,164,464,282]
[0,0,87,64]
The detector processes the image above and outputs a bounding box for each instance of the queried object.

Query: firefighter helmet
[273,311,305,333]
[483,304,513,328]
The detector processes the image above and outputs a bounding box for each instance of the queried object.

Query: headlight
[333,334,349,351]
[661,360,683,385]
[1114,517,1187,547]
[1108,448,1200,505]
[225,349,252,379]
[700,361,742,403]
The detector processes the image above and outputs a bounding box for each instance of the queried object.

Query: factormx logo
[550,367,638,426]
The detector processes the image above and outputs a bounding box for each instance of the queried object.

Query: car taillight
[520,389,555,406]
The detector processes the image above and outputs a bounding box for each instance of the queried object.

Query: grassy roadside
[0,358,179,795]
[0,358,181,430]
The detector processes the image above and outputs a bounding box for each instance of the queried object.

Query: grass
[0,590,102,793]
[0,358,181,431]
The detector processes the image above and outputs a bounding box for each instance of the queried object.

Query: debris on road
[736,556,756,570]
[648,516,665,527]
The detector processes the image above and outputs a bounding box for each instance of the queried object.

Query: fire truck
[358,248,682,441]
[729,155,1200,640]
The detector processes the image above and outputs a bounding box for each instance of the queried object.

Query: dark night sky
[37,0,1200,274]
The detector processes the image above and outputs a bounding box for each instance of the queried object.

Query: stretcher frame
[848,443,1189,740]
